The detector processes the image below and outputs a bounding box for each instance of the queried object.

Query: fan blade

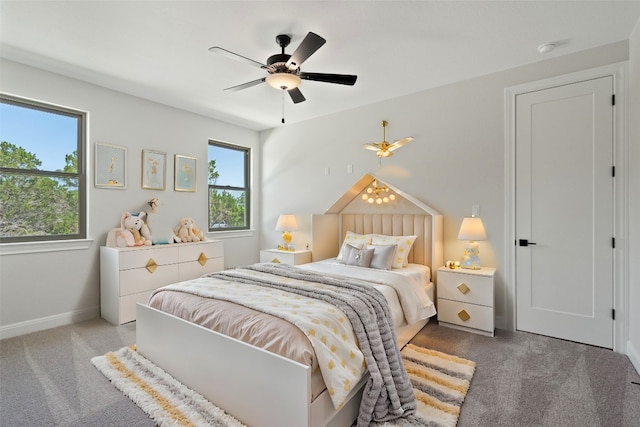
[388,137,414,151]
[300,72,357,86]
[363,143,381,151]
[209,46,266,69]
[286,32,326,69]
[224,77,266,92]
[288,87,306,104]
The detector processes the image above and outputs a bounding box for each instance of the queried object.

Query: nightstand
[260,249,312,265]
[437,266,496,336]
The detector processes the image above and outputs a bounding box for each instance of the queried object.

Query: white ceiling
[2,1,639,131]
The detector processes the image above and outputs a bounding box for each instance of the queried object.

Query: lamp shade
[275,214,298,231]
[266,73,301,90]
[457,217,487,241]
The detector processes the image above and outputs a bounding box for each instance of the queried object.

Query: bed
[136,213,443,427]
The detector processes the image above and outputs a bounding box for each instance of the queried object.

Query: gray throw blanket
[208,263,416,426]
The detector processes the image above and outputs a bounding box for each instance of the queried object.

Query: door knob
[518,239,537,247]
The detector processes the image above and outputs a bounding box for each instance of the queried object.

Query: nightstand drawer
[437,299,494,332]
[260,249,311,265]
[438,269,494,307]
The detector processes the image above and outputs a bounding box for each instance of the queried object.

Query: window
[0,94,86,242]
[208,140,250,231]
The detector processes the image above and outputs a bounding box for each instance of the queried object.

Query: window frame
[0,93,87,243]
[207,140,250,232]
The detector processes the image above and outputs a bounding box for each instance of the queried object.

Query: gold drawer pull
[271,257,281,263]
[198,252,208,266]
[145,258,158,273]
[457,282,470,295]
[458,309,471,322]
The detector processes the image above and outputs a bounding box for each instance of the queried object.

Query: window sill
[0,239,94,256]
[206,229,255,239]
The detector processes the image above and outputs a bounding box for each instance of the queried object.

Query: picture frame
[174,155,196,192]
[95,142,127,188]
[141,149,166,190]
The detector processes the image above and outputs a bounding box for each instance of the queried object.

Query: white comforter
[298,259,436,326]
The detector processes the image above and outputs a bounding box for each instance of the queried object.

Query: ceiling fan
[362,120,413,161]
[209,32,357,106]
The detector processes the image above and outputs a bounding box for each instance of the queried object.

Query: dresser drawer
[438,270,493,307]
[179,257,225,281]
[118,246,178,270]
[120,264,180,296]
[437,298,494,332]
[178,241,224,263]
[119,291,154,324]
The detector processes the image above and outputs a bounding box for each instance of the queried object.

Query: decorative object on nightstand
[275,214,298,251]
[437,266,496,336]
[457,216,487,269]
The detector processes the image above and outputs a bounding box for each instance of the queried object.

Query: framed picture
[141,149,166,190]
[95,142,126,188]
[174,155,196,192]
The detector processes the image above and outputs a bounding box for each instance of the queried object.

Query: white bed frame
[137,213,443,427]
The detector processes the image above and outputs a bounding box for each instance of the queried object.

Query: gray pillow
[345,247,374,268]
[368,244,397,270]
[339,243,363,264]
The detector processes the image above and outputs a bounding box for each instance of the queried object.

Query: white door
[515,76,614,348]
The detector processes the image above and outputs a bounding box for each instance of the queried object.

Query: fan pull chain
[281,89,286,124]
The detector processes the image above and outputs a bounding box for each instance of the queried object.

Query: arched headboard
[340,213,443,281]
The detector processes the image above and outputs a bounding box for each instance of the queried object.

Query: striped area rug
[92,344,475,427]
[398,343,476,427]
[91,345,247,427]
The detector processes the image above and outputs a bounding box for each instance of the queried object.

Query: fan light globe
[266,73,301,90]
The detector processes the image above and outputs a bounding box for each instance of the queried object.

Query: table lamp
[275,214,298,251]
[457,216,487,269]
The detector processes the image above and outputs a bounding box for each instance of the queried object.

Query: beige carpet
[92,343,475,427]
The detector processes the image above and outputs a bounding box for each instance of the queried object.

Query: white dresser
[437,266,496,336]
[259,249,312,265]
[100,240,224,325]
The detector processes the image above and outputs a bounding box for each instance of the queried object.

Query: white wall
[627,19,640,372]
[260,41,632,335]
[0,59,260,338]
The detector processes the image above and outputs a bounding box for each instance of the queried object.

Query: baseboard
[0,306,99,340]
[494,314,507,331]
[627,339,640,376]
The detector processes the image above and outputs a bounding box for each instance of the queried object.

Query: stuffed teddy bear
[174,217,204,243]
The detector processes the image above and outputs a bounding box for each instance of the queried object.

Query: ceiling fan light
[266,72,301,90]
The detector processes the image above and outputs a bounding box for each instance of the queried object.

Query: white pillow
[367,244,397,270]
[336,231,372,262]
[370,234,417,268]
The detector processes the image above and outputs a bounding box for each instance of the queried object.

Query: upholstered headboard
[340,213,443,277]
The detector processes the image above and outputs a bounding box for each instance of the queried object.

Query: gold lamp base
[278,231,294,251]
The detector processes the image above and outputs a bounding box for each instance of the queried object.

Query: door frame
[504,62,629,353]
